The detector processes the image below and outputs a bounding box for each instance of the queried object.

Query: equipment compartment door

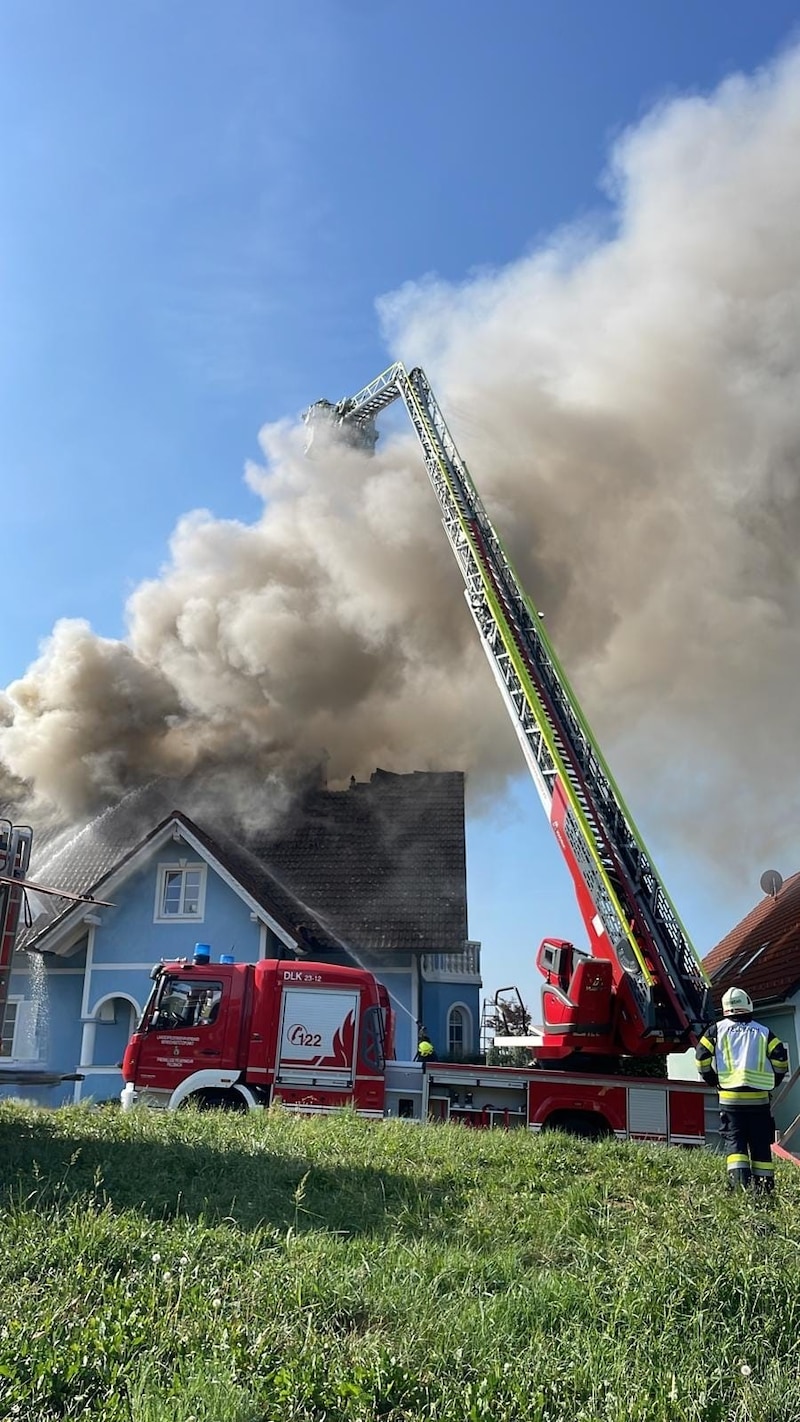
[627,1086,668,1139]
[277,988,359,1089]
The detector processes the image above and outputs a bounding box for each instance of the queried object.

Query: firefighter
[696,987,788,1192]
[415,1027,435,1066]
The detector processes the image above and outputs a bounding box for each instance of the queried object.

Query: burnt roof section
[3,768,467,960]
[703,871,800,1006]
[248,769,467,955]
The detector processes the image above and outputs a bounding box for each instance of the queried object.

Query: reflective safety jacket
[696,1018,789,1106]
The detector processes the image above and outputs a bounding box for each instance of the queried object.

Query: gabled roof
[703,871,800,1005]
[5,768,467,961]
[14,811,306,957]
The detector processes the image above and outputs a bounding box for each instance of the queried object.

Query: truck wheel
[541,1110,611,1141]
[188,1088,248,1112]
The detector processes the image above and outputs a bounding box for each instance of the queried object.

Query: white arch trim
[75,992,143,1105]
[89,991,142,1021]
[447,1001,474,1055]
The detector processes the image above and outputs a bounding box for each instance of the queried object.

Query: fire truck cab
[121,954,392,1117]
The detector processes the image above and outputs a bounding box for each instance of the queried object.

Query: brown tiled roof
[248,769,467,955]
[703,871,800,1006]
[4,768,467,961]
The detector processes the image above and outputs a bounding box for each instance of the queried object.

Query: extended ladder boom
[305,364,710,1053]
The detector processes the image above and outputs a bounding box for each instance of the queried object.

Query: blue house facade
[1,770,481,1104]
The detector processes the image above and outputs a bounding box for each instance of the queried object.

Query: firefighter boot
[727,1167,752,1191]
[752,1175,775,1197]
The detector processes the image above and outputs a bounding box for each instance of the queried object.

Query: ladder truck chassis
[121,956,716,1146]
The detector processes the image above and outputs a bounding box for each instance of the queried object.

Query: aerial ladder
[305,364,711,1063]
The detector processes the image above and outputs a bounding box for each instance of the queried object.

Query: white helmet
[722,986,753,1017]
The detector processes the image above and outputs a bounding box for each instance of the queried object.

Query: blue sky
[2,2,799,1018]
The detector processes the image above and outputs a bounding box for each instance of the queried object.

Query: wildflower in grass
[151,1252,161,1264]
[741,1364,752,1378]
[162,1271,173,1283]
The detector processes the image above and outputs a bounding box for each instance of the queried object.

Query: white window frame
[1,995,40,1061]
[154,862,208,923]
[0,996,19,1058]
[447,1003,473,1058]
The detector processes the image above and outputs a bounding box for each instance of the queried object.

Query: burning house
[0,768,480,1104]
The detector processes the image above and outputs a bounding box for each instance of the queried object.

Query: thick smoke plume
[4,47,800,875]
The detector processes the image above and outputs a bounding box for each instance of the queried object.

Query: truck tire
[187,1088,248,1112]
[541,1109,612,1141]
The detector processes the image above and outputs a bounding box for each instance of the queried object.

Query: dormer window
[155,863,207,922]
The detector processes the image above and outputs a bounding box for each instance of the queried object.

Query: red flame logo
[327,1010,355,1067]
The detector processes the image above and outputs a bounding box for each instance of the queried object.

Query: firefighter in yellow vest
[415,1027,435,1067]
[695,987,788,1192]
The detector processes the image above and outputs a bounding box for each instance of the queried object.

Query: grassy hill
[1,1102,799,1422]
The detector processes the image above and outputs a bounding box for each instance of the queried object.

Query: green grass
[1,1103,799,1421]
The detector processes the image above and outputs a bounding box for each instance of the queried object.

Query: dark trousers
[720,1103,775,1188]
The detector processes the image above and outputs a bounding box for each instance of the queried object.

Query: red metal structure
[120,950,711,1145]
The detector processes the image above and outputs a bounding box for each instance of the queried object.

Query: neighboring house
[0,769,480,1105]
[703,873,800,1136]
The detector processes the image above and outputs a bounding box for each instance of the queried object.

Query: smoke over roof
[3,47,800,878]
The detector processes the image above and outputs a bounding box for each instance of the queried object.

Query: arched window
[448,1005,472,1060]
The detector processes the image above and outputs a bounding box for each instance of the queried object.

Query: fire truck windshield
[150,977,223,1031]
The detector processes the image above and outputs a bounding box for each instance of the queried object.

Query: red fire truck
[120,949,712,1144]
[120,362,718,1145]
[121,956,392,1118]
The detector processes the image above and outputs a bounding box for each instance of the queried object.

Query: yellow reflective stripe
[719,1090,770,1105]
[770,1043,788,1074]
[751,1160,775,1173]
[757,1034,766,1074]
[697,1036,715,1055]
[726,1154,750,1167]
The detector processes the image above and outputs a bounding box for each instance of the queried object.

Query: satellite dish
[760,869,783,899]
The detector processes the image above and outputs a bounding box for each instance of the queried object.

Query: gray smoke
[3,46,800,876]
